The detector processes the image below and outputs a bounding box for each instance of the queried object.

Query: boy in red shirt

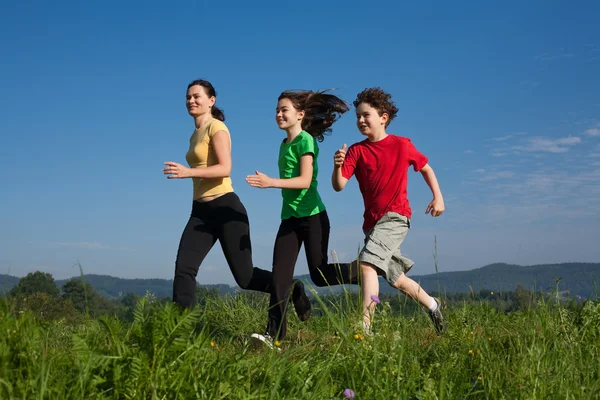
[332,87,447,335]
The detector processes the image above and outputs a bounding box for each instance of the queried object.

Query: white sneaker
[250,333,281,352]
[363,322,373,336]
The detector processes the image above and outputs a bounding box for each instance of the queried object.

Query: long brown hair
[278,89,349,142]
[187,79,225,121]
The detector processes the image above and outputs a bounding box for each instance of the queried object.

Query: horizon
[3,261,598,284]
[1,1,599,284]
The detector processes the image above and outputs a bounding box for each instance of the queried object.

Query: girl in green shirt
[246,90,360,345]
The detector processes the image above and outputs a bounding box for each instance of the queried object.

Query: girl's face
[275,98,304,130]
[186,85,215,117]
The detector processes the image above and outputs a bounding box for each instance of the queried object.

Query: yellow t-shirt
[185,118,234,200]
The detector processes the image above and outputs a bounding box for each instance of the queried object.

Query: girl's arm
[246,154,313,189]
[164,130,232,179]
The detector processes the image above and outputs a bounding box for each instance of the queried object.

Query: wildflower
[490,291,494,295]
[370,295,380,304]
[488,337,492,342]
[210,341,215,347]
[354,334,359,340]
[344,388,356,398]
[478,376,482,381]
[274,340,281,347]
[468,349,474,356]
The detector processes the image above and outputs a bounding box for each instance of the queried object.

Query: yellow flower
[468,349,474,356]
[490,291,494,295]
[210,341,215,347]
[488,337,492,342]
[275,340,281,347]
[478,376,483,381]
[354,334,359,340]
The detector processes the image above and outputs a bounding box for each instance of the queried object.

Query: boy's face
[356,102,388,137]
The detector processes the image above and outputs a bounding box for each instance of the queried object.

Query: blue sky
[1,1,599,284]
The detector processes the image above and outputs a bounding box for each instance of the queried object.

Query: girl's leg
[266,218,301,340]
[215,193,272,292]
[173,202,217,308]
[302,211,360,287]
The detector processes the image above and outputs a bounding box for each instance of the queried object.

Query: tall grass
[1,286,599,399]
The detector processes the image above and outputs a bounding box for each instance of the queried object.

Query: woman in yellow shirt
[164,79,310,313]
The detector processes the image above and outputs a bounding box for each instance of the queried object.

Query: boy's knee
[361,262,378,275]
[392,273,410,289]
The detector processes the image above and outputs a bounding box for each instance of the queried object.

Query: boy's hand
[246,170,273,189]
[334,144,347,167]
[425,198,445,217]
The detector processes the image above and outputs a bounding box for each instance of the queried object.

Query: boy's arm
[419,163,445,217]
[332,144,349,191]
[246,155,313,189]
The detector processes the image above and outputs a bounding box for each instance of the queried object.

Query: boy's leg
[357,213,413,331]
[392,273,436,309]
[393,273,447,333]
[303,211,360,287]
[360,262,380,331]
[266,219,302,340]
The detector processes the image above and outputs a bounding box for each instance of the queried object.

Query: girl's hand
[246,170,273,188]
[163,161,191,179]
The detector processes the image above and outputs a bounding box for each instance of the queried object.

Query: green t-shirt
[278,131,326,219]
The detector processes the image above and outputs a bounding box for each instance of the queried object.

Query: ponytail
[278,89,349,142]
[187,79,226,121]
[211,105,225,121]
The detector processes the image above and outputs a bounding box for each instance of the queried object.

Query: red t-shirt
[341,134,428,231]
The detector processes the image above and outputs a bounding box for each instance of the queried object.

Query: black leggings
[267,210,360,339]
[173,192,272,308]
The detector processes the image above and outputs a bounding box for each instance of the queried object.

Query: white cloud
[464,149,474,154]
[479,171,514,182]
[535,49,574,61]
[584,123,600,137]
[490,132,526,142]
[474,168,486,173]
[490,151,508,157]
[513,136,581,153]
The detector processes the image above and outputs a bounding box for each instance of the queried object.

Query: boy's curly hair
[353,87,398,127]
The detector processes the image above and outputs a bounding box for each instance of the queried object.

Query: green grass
[1,290,599,399]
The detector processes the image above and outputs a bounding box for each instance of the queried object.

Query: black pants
[173,192,272,308]
[267,210,360,339]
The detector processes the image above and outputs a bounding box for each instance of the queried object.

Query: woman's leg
[173,202,217,308]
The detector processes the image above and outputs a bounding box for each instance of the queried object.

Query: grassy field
[1,289,599,399]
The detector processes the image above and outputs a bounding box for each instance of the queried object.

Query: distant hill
[1,262,598,298]
[300,262,600,298]
[0,274,236,298]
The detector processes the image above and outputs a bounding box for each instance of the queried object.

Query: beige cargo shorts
[358,212,414,285]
